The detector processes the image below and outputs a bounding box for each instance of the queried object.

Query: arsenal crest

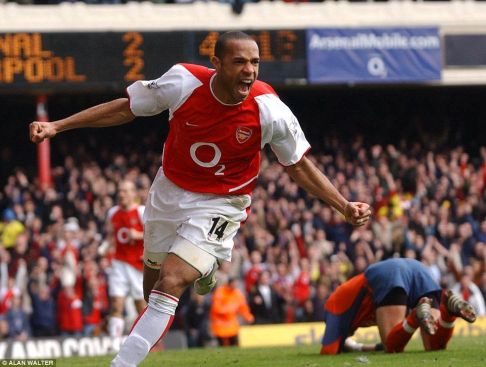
[236,126,252,144]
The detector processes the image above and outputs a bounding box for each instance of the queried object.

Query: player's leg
[112,174,248,366]
[320,274,371,355]
[229,335,239,346]
[125,263,147,315]
[423,289,477,351]
[216,337,227,346]
[107,260,130,337]
[108,297,126,337]
[134,299,146,315]
[443,289,477,323]
[383,295,437,353]
[216,335,238,347]
[143,263,161,302]
[420,307,441,350]
[112,237,215,367]
[376,305,407,352]
[194,260,219,295]
[376,287,415,353]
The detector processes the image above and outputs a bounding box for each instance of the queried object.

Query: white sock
[108,316,126,337]
[111,290,178,367]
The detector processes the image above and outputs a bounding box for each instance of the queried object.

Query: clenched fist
[29,121,57,143]
[343,202,372,227]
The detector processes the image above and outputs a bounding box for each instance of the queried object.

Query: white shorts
[143,168,251,267]
[108,259,144,300]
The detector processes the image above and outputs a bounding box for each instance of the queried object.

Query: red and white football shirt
[107,205,144,271]
[127,63,310,195]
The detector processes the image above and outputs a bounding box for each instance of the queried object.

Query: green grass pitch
[58,336,486,367]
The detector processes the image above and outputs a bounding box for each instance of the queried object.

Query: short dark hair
[214,31,254,58]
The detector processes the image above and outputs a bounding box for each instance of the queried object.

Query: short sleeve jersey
[365,258,441,308]
[127,63,311,195]
[107,205,145,271]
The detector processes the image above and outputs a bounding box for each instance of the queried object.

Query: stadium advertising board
[0,331,186,359]
[0,30,306,92]
[239,317,486,348]
[444,35,486,67]
[306,27,442,84]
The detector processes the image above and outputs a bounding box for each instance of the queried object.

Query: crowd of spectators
[0,114,485,345]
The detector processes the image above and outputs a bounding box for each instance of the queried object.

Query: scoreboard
[0,30,306,92]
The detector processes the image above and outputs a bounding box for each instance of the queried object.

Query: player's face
[212,39,260,104]
[118,182,136,208]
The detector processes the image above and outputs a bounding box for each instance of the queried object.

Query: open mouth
[237,79,253,97]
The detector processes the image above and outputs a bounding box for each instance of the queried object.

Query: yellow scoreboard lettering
[0,33,85,84]
[199,31,219,58]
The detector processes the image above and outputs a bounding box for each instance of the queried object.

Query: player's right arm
[99,207,117,256]
[29,98,134,143]
[105,217,115,247]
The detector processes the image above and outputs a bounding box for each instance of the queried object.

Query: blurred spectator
[29,283,57,337]
[310,282,330,322]
[82,276,103,336]
[58,219,81,288]
[243,250,264,293]
[57,286,83,336]
[0,318,9,340]
[0,249,22,316]
[291,258,311,322]
[249,270,282,324]
[452,270,486,317]
[0,208,25,252]
[210,278,254,347]
[421,240,442,285]
[5,296,31,341]
[184,292,211,348]
[480,273,486,305]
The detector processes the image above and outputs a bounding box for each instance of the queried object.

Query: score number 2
[123,32,145,81]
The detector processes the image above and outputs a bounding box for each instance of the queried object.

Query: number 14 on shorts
[207,216,238,243]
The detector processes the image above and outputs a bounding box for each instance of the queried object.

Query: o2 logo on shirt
[116,227,135,245]
[190,142,225,176]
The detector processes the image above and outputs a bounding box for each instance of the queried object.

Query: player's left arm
[285,156,371,227]
[264,96,370,226]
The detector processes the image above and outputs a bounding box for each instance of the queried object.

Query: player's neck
[121,203,136,211]
[210,74,242,106]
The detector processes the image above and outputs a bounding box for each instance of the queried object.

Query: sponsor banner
[307,28,442,84]
[240,322,323,348]
[239,317,486,348]
[0,331,186,359]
